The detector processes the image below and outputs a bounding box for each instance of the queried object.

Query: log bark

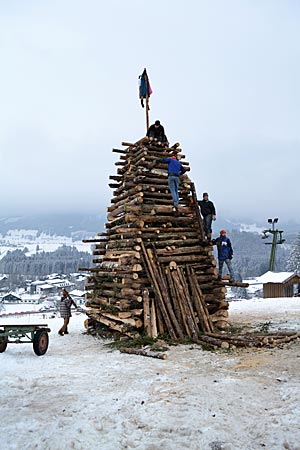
[150,298,158,338]
[82,238,107,243]
[158,254,214,264]
[99,311,143,328]
[143,289,151,337]
[86,313,140,339]
[187,266,214,333]
[153,250,185,341]
[112,148,127,154]
[203,293,227,302]
[214,281,250,288]
[155,246,209,256]
[140,242,178,340]
[165,267,184,330]
[119,347,167,360]
[177,267,199,336]
[170,268,197,339]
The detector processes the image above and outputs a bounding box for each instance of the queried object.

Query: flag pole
[146,93,149,131]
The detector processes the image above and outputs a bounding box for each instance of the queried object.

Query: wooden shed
[259,271,300,298]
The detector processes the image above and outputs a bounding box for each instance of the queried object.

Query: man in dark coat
[198,192,216,240]
[212,230,235,282]
[147,120,169,146]
[58,289,78,336]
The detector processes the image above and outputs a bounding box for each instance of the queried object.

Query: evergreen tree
[286,232,300,273]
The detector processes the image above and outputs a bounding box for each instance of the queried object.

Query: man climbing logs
[197,192,216,240]
[148,153,186,214]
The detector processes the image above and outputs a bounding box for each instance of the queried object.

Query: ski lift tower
[261,218,285,271]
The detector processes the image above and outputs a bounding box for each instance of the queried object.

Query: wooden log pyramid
[82,137,230,340]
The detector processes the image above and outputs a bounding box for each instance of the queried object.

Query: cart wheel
[33,330,49,356]
[0,331,8,353]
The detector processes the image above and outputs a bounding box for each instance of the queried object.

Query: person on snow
[147,120,169,146]
[148,153,186,213]
[212,230,235,282]
[58,288,78,336]
[197,192,216,240]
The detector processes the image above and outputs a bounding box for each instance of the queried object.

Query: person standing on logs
[148,153,186,214]
[58,288,78,336]
[212,230,235,282]
[147,120,169,147]
[197,192,216,240]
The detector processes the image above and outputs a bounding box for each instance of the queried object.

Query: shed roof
[258,271,299,284]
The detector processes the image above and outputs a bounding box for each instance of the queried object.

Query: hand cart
[0,324,51,356]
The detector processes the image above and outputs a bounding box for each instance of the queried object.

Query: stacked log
[81,137,246,339]
[195,331,300,350]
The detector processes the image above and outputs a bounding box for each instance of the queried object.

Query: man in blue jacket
[212,230,235,282]
[149,153,186,213]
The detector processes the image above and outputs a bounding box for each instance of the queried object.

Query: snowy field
[1,298,300,450]
[0,229,91,260]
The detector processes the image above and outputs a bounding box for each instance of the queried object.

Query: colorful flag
[138,68,152,108]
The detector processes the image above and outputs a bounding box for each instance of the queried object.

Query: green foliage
[106,335,161,350]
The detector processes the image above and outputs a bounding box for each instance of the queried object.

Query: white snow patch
[1,298,300,450]
[239,223,264,234]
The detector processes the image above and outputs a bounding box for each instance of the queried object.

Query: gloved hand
[212,215,216,221]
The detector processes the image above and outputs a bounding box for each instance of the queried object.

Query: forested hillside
[0,245,92,277]
[227,229,291,279]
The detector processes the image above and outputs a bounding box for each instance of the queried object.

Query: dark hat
[203,192,208,197]
[155,120,160,126]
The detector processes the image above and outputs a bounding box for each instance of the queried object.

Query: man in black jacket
[147,120,169,146]
[197,192,216,240]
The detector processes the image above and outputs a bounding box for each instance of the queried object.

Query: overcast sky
[0,0,299,223]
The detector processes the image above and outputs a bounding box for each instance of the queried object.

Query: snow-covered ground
[1,298,300,450]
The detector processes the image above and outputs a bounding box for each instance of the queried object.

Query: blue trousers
[168,175,179,207]
[218,259,235,280]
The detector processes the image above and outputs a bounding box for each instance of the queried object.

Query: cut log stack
[81,137,242,340]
